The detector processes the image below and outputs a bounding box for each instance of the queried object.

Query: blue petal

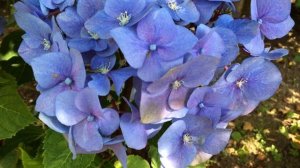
[120,113,147,150]
[158,120,186,157]
[88,74,111,96]
[109,67,136,95]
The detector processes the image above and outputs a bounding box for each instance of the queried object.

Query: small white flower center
[183,133,193,144]
[64,77,72,85]
[199,103,205,108]
[88,31,100,40]
[149,44,157,51]
[87,115,95,122]
[236,78,247,88]
[96,62,111,74]
[117,11,131,26]
[42,39,51,51]
[167,0,181,11]
[172,80,183,90]
[258,19,263,25]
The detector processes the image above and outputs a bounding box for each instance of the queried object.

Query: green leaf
[114,155,150,168]
[19,147,43,168]
[43,130,95,168]
[231,131,242,141]
[148,146,161,168]
[0,125,44,159]
[0,149,19,168]
[0,70,35,140]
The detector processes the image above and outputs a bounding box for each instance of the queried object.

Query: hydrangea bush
[12,0,294,167]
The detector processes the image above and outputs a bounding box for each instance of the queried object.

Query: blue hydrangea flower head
[85,0,153,39]
[147,55,219,111]
[120,98,162,150]
[31,49,86,116]
[158,114,231,168]
[88,55,136,96]
[213,57,282,122]
[111,8,198,81]
[192,24,239,67]
[15,13,68,64]
[56,88,120,152]
[187,87,230,126]
[158,0,199,24]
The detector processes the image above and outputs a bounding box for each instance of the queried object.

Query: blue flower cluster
[14,0,294,167]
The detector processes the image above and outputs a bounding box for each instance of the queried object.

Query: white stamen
[172,80,183,90]
[88,31,100,40]
[183,133,193,144]
[167,0,181,11]
[117,11,131,26]
[236,78,247,88]
[42,39,51,50]
[96,62,111,74]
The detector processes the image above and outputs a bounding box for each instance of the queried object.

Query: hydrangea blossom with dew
[13,0,294,167]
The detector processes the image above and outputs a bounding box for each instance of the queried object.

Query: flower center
[183,133,193,144]
[42,39,51,51]
[95,62,111,74]
[64,77,73,85]
[88,31,100,40]
[172,80,183,90]
[117,11,131,26]
[167,0,181,11]
[149,44,157,51]
[257,19,263,25]
[199,103,205,108]
[236,78,247,88]
[87,115,95,122]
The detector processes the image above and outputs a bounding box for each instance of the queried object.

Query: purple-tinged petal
[91,55,116,71]
[70,49,86,89]
[201,129,231,155]
[75,88,102,113]
[137,8,176,44]
[39,113,69,133]
[14,12,51,37]
[194,0,221,24]
[177,0,199,23]
[106,143,128,168]
[109,67,136,95]
[160,143,197,168]
[88,74,111,96]
[168,86,190,110]
[253,0,291,23]
[261,17,294,40]
[31,52,72,89]
[244,32,264,55]
[104,0,146,18]
[182,115,212,136]
[120,113,147,150]
[85,11,119,39]
[111,27,148,68]
[140,88,170,124]
[137,53,182,82]
[97,108,120,136]
[158,26,198,61]
[158,120,186,157]
[35,84,68,116]
[56,7,84,38]
[77,0,104,21]
[73,120,103,152]
[56,90,87,126]
[254,48,289,60]
[182,55,219,87]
